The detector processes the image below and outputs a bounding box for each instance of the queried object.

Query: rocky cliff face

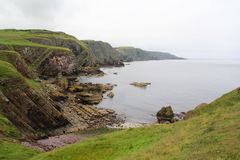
[0,61,69,139]
[0,30,125,139]
[83,40,124,66]
[0,29,182,140]
[116,47,183,61]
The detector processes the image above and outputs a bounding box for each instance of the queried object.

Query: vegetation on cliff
[0,29,123,74]
[30,88,240,160]
[0,29,127,139]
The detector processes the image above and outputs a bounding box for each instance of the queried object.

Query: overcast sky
[0,0,240,59]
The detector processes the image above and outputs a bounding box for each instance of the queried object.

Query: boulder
[156,106,174,123]
[107,92,114,98]
[68,83,114,93]
[75,92,103,105]
[49,90,68,102]
[130,82,151,88]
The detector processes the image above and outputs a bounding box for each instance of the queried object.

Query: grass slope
[0,141,39,160]
[0,29,70,50]
[30,88,240,160]
[0,60,40,160]
[0,29,98,68]
[0,102,39,160]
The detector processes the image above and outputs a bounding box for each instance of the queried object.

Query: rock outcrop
[0,71,69,139]
[130,82,151,88]
[76,92,103,105]
[107,92,114,98]
[156,106,174,123]
[0,29,126,139]
[156,106,186,123]
[68,83,115,105]
[83,40,124,67]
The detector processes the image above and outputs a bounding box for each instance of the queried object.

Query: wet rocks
[49,90,68,102]
[173,112,186,121]
[156,106,174,123]
[107,92,114,98]
[130,82,151,88]
[75,92,103,105]
[68,83,114,94]
[80,67,104,77]
[68,82,115,105]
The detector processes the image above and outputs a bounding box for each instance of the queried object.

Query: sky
[0,0,240,59]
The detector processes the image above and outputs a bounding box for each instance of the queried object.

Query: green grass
[30,88,240,160]
[0,140,39,160]
[0,114,20,139]
[25,78,41,89]
[0,29,96,68]
[0,60,23,79]
[0,30,71,51]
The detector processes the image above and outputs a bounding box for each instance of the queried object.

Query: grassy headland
[30,88,240,160]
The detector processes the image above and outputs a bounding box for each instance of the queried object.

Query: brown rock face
[14,46,76,77]
[0,79,69,139]
[68,83,114,93]
[75,92,103,105]
[39,54,74,77]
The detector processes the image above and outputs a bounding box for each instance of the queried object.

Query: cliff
[0,29,124,139]
[0,60,69,139]
[83,40,124,66]
[116,47,184,61]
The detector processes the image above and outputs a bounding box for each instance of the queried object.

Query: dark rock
[75,92,103,105]
[156,106,174,123]
[79,67,104,76]
[130,82,151,88]
[0,84,69,139]
[107,92,114,98]
[83,40,124,67]
[49,90,68,102]
[68,83,114,94]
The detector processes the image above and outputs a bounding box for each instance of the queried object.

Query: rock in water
[130,82,151,88]
[107,92,114,98]
[156,106,174,123]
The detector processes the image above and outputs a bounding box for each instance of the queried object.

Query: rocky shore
[21,73,125,150]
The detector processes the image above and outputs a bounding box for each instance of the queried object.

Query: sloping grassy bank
[30,88,240,160]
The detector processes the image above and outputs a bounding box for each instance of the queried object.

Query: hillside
[0,29,130,160]
[28,87,240,160]
[117,47,183,61]
[0,30,127,141]
[0,29,124,73]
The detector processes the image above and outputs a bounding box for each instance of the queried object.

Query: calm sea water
[80,59,240,123]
